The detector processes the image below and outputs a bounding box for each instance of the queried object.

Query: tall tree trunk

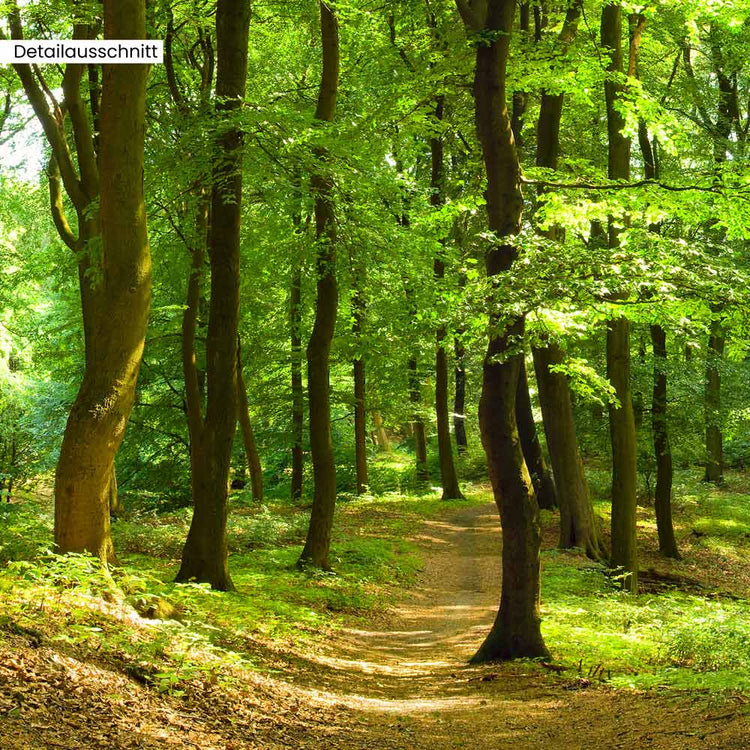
[290,201,305,501]
[529,0,603,556]
[457,0,548,662]
[650,325,680,558]
[54,0,151,563]
[431,96,463,500]
[453,311,468,454]
[237,342,264,503]
[351,263,368,494]
[533,344,605,559]
[638,120,679,558]
[299,1,340,569]
[177,0,251,590]
[601,4,640,592]
[704,323,725,483]
[516,358,556,510]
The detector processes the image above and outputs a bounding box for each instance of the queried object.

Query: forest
[0,0,748,747]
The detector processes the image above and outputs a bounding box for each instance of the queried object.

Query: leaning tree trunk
[299,1,340,569]
[530,0,603,557]
[601,3,639,592]
[431,96,463,500]
[176,0,251,590]
[54,0,151,563]
[533,343,605,559]
[457,0,548,662]
[515,358,556,510]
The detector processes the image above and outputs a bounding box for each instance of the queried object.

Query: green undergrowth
[541,550,750,693]
[0,471,747,699]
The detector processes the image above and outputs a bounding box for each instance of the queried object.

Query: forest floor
[1,483,749,748]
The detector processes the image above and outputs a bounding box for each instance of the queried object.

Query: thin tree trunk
[431,96,463,500]
[638,118,679,557]
[453,319,468,454]
[516,358,556,510]
[299,1,340,569]
[290,210,305,501]
[237,342,264,503]
[650,325,680,558]
[351,264,368,494]
[177,0,251,590]
[372,411,391,452]
[601,4,640,592]
[458,0,548,662]
[54,1,151,563]
[704,322,725,483]
[408,355,429,482]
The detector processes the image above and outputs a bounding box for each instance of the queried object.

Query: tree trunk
[350,256,368,495]
[108,470,122,519]
[601,3,639,593]
[299,1,340,569]
[290,225,305,501]
[54,0,151,563]
[408,356,430,482]
[177,0,251,590]
[650,325,680,558]
[516,358,556,510]
[453,325,468,454]
[459,0,548,662]
[431,96,463,500]
[372,411,391,452]
[237,343,264,503]
[533,344,605,559]
[704,321,725,484]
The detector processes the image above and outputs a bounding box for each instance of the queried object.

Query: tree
[176,0,252,590]
[456,0,548,662]
[299,1,340,569]
[601,4,641,593]
[7,0,152,562]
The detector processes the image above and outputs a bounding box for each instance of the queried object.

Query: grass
[0,458,748,699]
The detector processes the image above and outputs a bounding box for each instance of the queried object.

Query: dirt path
[1,502,748,749]
[278,502,749,750]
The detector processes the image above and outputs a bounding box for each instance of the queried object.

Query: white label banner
[0,40,164,64]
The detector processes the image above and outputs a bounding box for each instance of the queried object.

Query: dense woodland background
[0,0,749,747]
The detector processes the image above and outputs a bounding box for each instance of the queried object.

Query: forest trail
[1,502,748,750]
[277,502,749,750]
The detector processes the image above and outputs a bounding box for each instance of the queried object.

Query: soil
[1,502,748,749]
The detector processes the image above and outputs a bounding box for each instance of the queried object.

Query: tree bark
[53,1,151,563]
[533,344,605,559]
[237,343,264,503]
[351,263,368,494]
[299,1,340,569]
[372,411,391,452]
[408,355,430,482]
[704,323,725,483]
[177,0,251,590]
[650,325,680,558]
[515,358,556,510]
[459,0,548,662]
[601,3,639,592]
[431,96,463,500]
